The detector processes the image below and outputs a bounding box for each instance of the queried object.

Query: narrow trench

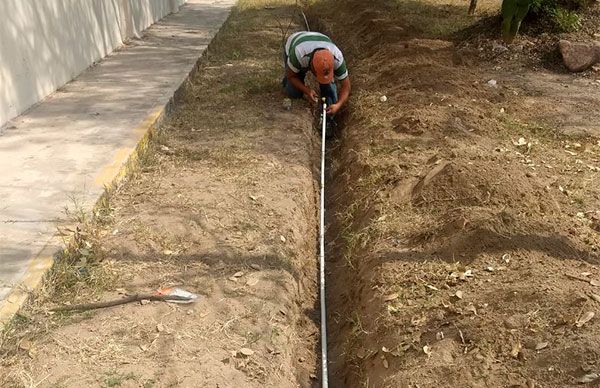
[302,13,362,388]
[324,113,360,388]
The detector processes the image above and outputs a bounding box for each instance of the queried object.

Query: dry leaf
[157,324,165,333]
[515,137,527,146]
[140,345,149,352]
[19,339,33,352]
[466,304,478,315]
[576,373,600,383]
[356,348,367,359]
[535,342,549,350]
[383,293,399,302]
[233,271,244,278]
[426,285,439,291]
[423,345,432,357]
[582,272,592,277]
[511,341,522,358]
[576,311,595,327]
[239,348,254,356]
[455,290,464,299]
[411,315,427,326]
[591,279,600,287]
[382,357,389,368]
[381,346,390,353]
[590,294,600,303]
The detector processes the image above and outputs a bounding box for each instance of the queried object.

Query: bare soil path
[1,2,320,387]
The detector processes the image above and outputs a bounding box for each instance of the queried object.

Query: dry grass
[2,1,319,386]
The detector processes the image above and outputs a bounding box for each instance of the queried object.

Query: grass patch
[104,371,136,388]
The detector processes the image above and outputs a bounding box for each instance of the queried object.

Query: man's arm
[287,68,318,102]
[327,77,351,116]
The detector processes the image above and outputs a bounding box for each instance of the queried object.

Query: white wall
[0,0,186,127]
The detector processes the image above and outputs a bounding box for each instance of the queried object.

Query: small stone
[283,98,292,110]
[559,40,600,72]
[379,95,388,102]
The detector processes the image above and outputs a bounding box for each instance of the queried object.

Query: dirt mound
[314,0,600,386]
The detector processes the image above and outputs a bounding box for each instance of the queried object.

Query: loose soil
[2,0,600,387]
[1,2,321,387]
[310,0,600,387]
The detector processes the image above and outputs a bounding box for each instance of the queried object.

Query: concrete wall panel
[0,0,186,127]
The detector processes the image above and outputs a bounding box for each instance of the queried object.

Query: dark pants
[282,54,338,108]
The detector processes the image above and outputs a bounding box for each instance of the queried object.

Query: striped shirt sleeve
[287,49,302,73]
[334,60,348,80]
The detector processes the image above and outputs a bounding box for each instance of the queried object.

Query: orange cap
[312,50,334,84]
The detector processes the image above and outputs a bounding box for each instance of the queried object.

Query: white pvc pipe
[320,99,329,388]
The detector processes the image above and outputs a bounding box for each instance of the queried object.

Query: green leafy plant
[551,7,582,31]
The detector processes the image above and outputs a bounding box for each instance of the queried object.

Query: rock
[559,40,600,72]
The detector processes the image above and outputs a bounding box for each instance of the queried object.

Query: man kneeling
[282,31,351,136]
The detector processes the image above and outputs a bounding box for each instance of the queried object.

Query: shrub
[528,0,590,32]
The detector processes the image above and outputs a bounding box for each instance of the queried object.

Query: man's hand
[304,89,318,103]
[326,102,341,116]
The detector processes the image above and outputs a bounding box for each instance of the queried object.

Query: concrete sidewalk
[0,0,233,324]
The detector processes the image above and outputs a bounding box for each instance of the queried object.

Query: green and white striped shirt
[285,31,348,81]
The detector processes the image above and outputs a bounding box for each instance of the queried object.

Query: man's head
[311,49,334,85]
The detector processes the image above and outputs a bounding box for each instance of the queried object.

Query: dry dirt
[310,0,600,387]
[2,0,600,387]
[1,2,321,387]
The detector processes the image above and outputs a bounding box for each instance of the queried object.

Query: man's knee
[282,78,304,99]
